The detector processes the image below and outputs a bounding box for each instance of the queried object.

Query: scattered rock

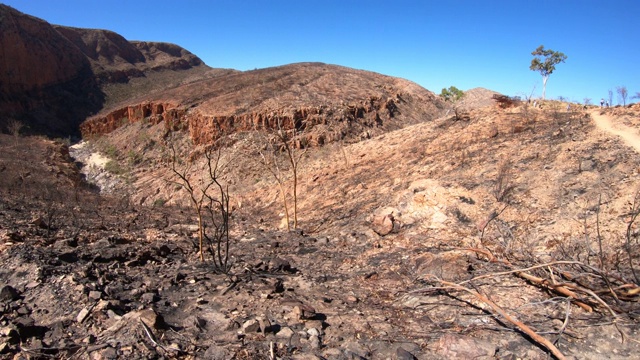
[0,285,20,302]
[203,345,229,360]
[242,319,260,333]
[269,257,296,273]
[345,295,359,303]
[194,316,207,330]
[136,308,162,329]
[277,326,295,339]
[580,159,595,171]
[293,304,317,320]
[58,251,79,263]
[395,346,417,360]
[94,345,118,360]
[433,334,496,359]
[31,217,47,229]
[0,341,10,354]
[304,320,324,333]
[76,307,91,323]
[140,292,158,303]
[370,207,399,236]
[257,316,271,333]
[0,326,19,344]
[309,335,321,349]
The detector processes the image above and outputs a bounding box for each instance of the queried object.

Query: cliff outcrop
[81,63,447,147]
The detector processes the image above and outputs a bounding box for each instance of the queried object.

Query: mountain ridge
[0,4,208,137]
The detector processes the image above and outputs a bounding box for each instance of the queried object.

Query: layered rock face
[81,62,447,147]
[0,5,206,137]
[80,102,182,136]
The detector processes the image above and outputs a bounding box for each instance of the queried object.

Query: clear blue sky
[4,0,638,104]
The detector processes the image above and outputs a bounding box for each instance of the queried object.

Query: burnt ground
[3,187,638,360]
[2,101,640,359]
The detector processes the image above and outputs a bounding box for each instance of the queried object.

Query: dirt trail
[591,109,640,153]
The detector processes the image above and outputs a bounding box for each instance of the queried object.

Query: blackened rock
[344,351,368,360]
[58,251,79,263]
[203,345,229,360]
[0,326,19,344]
[242,319,260,333]
[0,340,10,354]
[15,317,48,340]
[0,285,20,302]
[396,347,417,360]
[140,292,158,304]
[269,257,296,273]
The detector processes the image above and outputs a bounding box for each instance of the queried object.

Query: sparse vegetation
[492,158,516,203]
[440,86,464,103]
[254,116,307,230]
[440,86,467,121]
[127,150,143,165]
[166,134,232,270]
[104,159,124,174]
[153,198,166,207]
[608,89,614,106]
[7,119,23,138]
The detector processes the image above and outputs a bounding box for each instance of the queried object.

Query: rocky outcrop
[80,62,446,146]
[80,102,181,136]
[0,5,90,93]
[80,94,413,148]
[187,95,402,146]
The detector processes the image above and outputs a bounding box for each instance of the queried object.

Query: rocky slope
[2,101,640,359]
[2,5,639,360]
[81,62,447,147]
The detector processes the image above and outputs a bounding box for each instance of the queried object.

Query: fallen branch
[554,298,571,346]
[436,279,567,360]
[515,271,593,312]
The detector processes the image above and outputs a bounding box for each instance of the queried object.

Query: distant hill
[0,5,448,144]
[0,4,208,137]
[458,87,501,110]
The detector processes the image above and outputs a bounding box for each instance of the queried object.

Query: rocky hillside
[4,6,639,359]
[2,99,640,359]
[0,4,209,137]
[457,87,501,110]
[81,62,447,147]
[1,5,447,148]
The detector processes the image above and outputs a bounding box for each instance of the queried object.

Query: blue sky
[4,0,638,104]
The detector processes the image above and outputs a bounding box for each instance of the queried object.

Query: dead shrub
[492,159,516,203]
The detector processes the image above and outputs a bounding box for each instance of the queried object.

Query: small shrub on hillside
[153,198,166,207]
[104,160,124,175]
[128,150,143,165]
[493,159,516,203]
[7,119,23,137]
[104,144,119,159]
